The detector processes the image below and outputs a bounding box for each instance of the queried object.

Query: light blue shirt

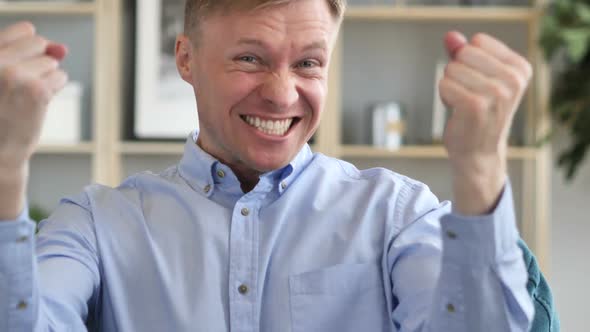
[0,133,533,332]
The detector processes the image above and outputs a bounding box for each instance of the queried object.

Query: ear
[175,34,194,85]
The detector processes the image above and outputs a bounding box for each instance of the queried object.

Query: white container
[40,82,83,144]
[372,102,405,150]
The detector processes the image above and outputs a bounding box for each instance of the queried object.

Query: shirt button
[17,300,28,310]
[16,236,29,243]
[446,230,457,239]
[446,303,456,313]
[281,181,287,190]
[217,169,225,178]
[241,208,250,216]
[203,184,211,193]
[238,284,249,295]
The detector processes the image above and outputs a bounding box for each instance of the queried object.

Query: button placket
[238,284,249,295]
[16,300,28,310]
[241,207,250,216]
[228,200,259,331]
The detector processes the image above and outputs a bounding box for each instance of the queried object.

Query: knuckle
[523,61,533,80]
[20,21,36,36]
[0,66,21,85]
[55,69,68,86]
[455,45,471,62]
[31,35,48,49]
[505,70,526,92]
[43,56,59,69]
[489,81,511,100]
[468,95,488,112]
[471,33,487,46]
[438,77,450,92]
[23,79,49,103]
[445,62,459,76]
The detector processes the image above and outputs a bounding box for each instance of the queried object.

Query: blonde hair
[184,0,346,42]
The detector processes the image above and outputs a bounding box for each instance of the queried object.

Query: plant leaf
[575,2,590,24]
[561,28,590,63]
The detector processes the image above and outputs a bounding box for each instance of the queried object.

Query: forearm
[0,163,28,221]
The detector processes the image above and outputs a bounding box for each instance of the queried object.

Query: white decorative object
[432,60,448,144]
[135,0,198,139]
[372,102,405,150]
[40,82,82,144]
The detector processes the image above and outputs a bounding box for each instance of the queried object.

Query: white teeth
[243,115,294,136]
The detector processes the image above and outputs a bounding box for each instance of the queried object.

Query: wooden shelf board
[35,142,94,154]
[0,1,96,15]
[341,144,538,160]
[345,6,536,22]
[119,142,185,155]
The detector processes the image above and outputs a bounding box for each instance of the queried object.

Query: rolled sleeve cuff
[0,202,35,243]
[440,179,520,266]
[0,205,36,332]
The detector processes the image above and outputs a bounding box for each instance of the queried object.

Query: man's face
[179,0,339,175]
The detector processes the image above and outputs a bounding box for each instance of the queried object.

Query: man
[0,0,534,331]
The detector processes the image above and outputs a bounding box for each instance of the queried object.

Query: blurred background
[1,0,588,330]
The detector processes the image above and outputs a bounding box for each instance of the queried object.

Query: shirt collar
[178,130,314,197]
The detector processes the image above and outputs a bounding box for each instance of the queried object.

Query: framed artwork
[134,0,198,139]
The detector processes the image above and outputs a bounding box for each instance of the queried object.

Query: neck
[233,166,261,193]
[195,139,261,193]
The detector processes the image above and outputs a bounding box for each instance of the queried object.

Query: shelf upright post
[93,0,123,186]
[317,30,343,157]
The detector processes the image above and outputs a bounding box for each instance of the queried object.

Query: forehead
[199,0,339,46]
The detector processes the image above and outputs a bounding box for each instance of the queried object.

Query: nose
[259,71,299,110]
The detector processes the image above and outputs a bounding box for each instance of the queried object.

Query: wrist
[451,156,506,216]
[0,163,28,221]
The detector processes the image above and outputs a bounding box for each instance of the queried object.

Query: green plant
[29,205,49,231]
[540,0,590,180]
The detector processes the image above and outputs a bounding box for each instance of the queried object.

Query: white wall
[550,130,590,332]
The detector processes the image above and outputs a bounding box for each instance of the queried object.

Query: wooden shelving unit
[3,1,552,270]
[119,142,185,156]
[0,1,96,15]
[340,145,540,160]
[345,6,537,22]
[36,143,94,155]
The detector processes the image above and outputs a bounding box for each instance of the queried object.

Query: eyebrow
[236,38,327,53]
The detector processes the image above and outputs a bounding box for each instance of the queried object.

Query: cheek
[300,79,327,119]
[220,73,261,107]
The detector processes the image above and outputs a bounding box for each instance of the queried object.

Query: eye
[297,59,319,68]
[238,55,259,64]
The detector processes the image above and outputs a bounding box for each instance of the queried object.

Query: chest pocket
[288,262,391,332]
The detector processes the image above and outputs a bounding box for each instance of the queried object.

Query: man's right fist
[0,21,68,170]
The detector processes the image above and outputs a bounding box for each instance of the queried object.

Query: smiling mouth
[240,115,300,136]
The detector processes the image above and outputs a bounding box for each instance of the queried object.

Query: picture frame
[134,0,198,139]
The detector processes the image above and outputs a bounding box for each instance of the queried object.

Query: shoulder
[62,164,183,212]
[312,152,429,192]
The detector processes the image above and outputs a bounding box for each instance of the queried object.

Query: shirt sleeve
[387,179,534,332]
[0,208,36,332]
[0,194,100,332]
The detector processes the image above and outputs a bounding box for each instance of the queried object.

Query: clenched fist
[439,31,532,216]
[0,21,68,219]
[0,21,68,168]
